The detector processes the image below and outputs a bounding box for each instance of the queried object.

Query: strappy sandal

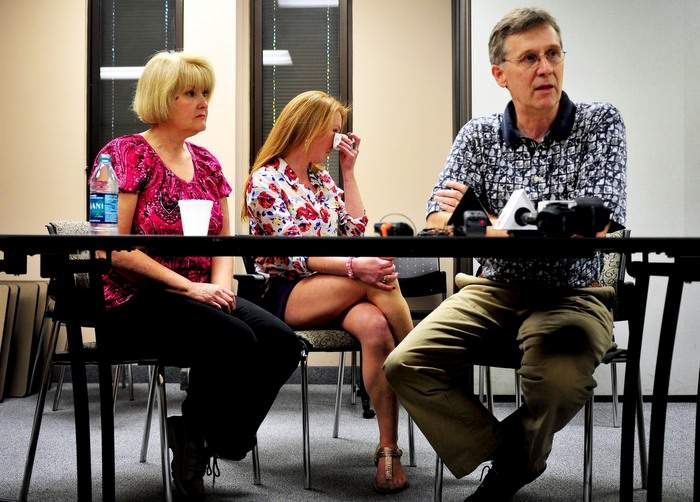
[373,445,409,494]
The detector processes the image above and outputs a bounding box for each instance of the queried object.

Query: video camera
[373,222,414,236]
[514,197,611,237]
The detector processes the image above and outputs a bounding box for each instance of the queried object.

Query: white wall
[0,0,87,278]
[353,0,453,233]
[684,1,700,236]
[472,0,700,395]
[183,0,238,228]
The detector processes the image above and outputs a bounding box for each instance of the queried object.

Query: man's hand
[435,180,468,212]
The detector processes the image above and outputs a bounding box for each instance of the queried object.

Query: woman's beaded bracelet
[345,256,355,279]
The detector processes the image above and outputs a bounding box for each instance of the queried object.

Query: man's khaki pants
[384,275,614,478]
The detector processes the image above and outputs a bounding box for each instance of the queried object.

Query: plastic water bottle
[89,153,119,235]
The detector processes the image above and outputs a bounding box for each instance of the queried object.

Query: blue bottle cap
[99,153,112,162]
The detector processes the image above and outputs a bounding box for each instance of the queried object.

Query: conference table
[1,233,699,502]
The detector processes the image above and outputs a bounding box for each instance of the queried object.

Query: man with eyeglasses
[384,7,626,501]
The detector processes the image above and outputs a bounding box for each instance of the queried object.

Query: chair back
[599,229,631,322]
[46,221,91,287]
[47,221,91,237]
[235,256,267,304]
[45,221,104,325]
[599,229,630,289]
[394,257,447,299]
[242,255,257,274]
[394,257,447,322]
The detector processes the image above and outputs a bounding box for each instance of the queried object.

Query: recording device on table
[445,188,492,235]
[420,186,615,237]
[375,187,614,238]
[493,189,615,237]
[374,222,414,236]
[413,187,491,236]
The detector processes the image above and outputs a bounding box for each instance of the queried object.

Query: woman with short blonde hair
[133,51,215,124]
[93,51,299,501]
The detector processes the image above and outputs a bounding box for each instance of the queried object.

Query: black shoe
[167,416,211,501]
[464,463,531,502]
[214,435,257,461]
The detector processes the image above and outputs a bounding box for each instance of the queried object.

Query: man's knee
[521,355,596,409]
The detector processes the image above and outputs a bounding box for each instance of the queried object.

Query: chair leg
[611,362,620,427]
[52,364,67,411]
[485,366,494,413]
[478,366,486,404]
[514,371,522,409]
[156,366,173,502]
[65,321,93,501]
[407,414,416,467]
[18,320,61,502]
[583,397,593,502]
[52,330,69,412]
[351,351,357,405]
[27,314,51,394]
[434,455,444,502]
[357,351,375,419]
[120,364,127,388]
[140,365,158,463]
[636,375,648,489]
[333,352,346,438]
[300,348,311,489]
[112,364,122,415]
[128,363,135,401]
[98,361,117,502]
[252,437,261,486]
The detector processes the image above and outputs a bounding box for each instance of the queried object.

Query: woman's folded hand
[351,256,398,291]
[176,282,236,312]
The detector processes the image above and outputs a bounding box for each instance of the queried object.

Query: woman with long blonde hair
[243,90,412,493]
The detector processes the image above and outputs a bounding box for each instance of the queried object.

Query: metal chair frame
[139,367,262,487]
[14,221,260,502]
[236,255,450,489]
[18,319,174,502]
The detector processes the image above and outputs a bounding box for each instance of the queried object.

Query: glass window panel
[90,0,179,164]
[260,0,343,178]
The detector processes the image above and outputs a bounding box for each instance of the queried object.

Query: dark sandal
[373,445,409,494]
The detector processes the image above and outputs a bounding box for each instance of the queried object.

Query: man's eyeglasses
[503,48,566,69]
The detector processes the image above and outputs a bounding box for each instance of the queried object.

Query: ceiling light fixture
[263,50,293,66]
[100,66,144,80]
[278,0,339,8]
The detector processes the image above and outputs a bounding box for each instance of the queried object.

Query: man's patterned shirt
[427,92,627,287]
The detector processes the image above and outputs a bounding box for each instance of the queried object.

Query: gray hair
[488,7,562,64]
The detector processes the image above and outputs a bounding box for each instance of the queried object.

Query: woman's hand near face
[338,132,361,173]
[351,256,397,291]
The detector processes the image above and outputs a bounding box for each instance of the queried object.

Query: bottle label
[89,193,118,224]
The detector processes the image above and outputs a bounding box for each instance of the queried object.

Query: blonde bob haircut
[241,90,350,219]
[132,51,215,125]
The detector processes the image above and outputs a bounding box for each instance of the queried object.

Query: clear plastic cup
[178,199,213,236]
